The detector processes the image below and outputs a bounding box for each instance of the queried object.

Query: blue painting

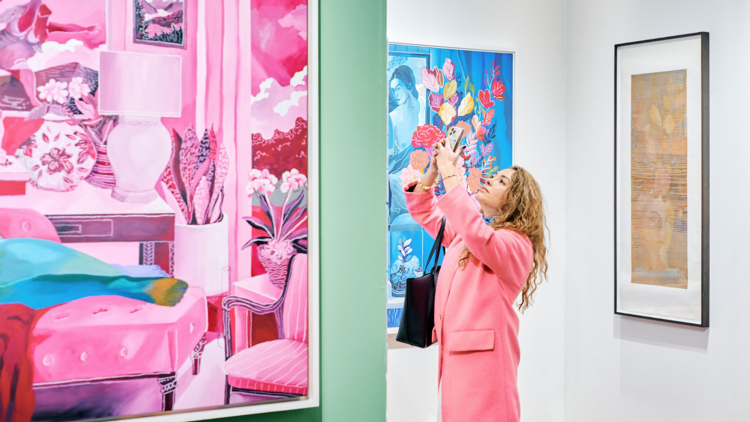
[387,44,514,328]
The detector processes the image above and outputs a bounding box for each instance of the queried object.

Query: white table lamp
[99,51,182,203]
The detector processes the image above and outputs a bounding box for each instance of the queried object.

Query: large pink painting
[0,0,315,420]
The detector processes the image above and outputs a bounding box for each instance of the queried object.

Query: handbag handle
[424,216,446,275]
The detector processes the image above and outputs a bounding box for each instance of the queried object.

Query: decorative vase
[107,115,172,203]
[14,114,96,192]
[174,216,229,296]
[258,238,296,289]
[84,123,117,189]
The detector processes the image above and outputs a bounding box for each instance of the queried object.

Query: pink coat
[405,183,533,422]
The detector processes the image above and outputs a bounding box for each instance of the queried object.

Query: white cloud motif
[250,67,308,139]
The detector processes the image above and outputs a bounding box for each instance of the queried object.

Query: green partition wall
[222,0,387,420]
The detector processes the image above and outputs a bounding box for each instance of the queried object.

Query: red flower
[411,124,444,149]
[41,147,74,174]
[20,140,37,157]
[492,80,506,101]
[478,89,495,109]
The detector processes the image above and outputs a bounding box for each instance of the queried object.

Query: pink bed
[31,286,208,410]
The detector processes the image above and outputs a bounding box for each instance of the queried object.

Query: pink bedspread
[31,287,208,384]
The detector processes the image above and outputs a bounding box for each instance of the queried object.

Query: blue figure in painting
[388,65,420,223]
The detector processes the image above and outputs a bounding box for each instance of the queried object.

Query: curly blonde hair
[458,166,548,313]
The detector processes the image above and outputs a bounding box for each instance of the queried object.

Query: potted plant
[243,168,308,288]
[162,126,230,296]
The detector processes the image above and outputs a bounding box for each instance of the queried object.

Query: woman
[405,140,548,422]
[388,65,421,223]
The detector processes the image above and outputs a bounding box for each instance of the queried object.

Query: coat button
[438,314,442,320]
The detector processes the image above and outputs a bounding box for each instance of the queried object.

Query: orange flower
[467,168,482,193]
[410,150,429,171]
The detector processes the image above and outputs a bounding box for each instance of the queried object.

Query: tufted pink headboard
[0,208,60,243]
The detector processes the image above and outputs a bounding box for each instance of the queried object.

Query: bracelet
[442,173,457,181]
[418,181,434,190]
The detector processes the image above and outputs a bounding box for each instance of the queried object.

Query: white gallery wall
[387,1,568,421]
[566,1,750,421]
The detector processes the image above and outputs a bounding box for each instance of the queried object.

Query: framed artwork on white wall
[614,32,709,327]
[386,43,515,330]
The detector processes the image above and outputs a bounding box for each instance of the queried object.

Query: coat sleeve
[404,186,457,248]
[436,183,532,283]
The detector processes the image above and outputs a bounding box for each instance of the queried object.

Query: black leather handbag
[396,217,446,348]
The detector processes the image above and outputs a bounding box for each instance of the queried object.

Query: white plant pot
[174,216,229,296]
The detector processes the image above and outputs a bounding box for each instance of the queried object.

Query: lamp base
[107,115,172,204]
[111,186,158,204]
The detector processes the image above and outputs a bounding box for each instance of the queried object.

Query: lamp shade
[98,51,182,117]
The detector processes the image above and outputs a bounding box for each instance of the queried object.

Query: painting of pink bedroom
[0,0,317,421]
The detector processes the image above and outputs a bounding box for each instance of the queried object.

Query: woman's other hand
[434,138,465,173]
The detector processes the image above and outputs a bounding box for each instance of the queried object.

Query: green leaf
[464,76,470,94]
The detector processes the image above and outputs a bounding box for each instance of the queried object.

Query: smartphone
[447,126,464,152]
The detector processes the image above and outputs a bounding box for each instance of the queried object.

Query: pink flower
[411,124,444,149]
[37,79,69,104]
[68,77,91,100]
[428,92,444,112]
[246,168,278,196]
[483,109,495,127]
[442,58,455,81]
[472,115,486,140]
[41,148,74,174]
[401,165,423,189]
[280,168,307,192]
[421,67,439,91]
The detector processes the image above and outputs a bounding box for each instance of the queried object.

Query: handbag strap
[425,216,446,274]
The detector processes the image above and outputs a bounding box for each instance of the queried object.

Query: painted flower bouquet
[162,126,229,225]
[243,168,308,288]
[401,58,506,196]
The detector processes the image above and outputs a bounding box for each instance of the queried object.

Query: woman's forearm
[414,168,439,193]
[437,162,460,193]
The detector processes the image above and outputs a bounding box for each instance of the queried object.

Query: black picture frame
[614,32,710,327]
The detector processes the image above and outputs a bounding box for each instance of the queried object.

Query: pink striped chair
[222,253,308,402]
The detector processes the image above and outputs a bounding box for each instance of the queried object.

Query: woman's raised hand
[434,138,465,174]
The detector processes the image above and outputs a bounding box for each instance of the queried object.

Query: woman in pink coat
[405,139,548,422]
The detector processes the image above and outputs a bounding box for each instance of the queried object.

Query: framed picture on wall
[386,43,515,330]
[0,0,318,420]
[134,0,186,48]
[614,32,709,327]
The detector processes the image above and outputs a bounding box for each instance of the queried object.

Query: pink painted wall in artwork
[236,0,309,281]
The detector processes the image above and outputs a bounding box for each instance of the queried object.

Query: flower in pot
[162,126,229,225]
[161,126,230,296]
[243,168,308,289]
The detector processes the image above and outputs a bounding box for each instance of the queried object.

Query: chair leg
[191,334,207,375]
[158,373,177,411]
[275,307,284,339]
[224,378,231,405]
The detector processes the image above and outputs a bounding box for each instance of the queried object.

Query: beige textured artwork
[630,70,688,289]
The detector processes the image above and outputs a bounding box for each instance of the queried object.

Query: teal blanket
[0,238,187,310]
